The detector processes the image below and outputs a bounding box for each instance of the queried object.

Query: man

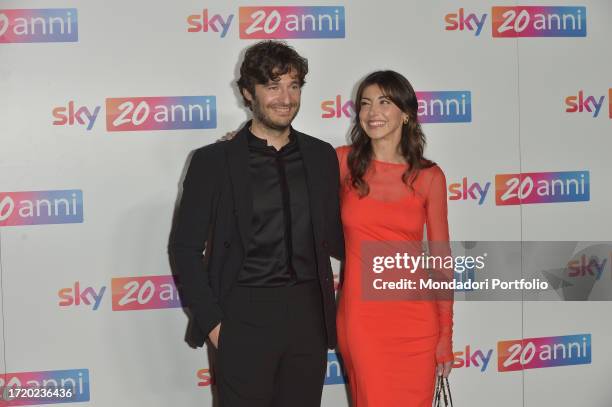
[170,40,344,407]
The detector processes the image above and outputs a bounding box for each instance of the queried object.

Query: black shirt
[237,127,317,286]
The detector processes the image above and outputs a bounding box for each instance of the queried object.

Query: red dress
[335,146,453,407]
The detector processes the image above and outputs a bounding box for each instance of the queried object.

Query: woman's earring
[403,117,409,125]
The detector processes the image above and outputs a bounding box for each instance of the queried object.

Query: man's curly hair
[237,41,308,110]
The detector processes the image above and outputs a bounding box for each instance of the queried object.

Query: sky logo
[58,282,106,311]
[320,91,471,123]
[0,368,90,405]
[495,170,589,205]
[187,9,233,38]
[416,91,471,123]
[567,253,609,281]
[498,334,591,372]
[492,6,586,38]
[239,6,345,39]
[0,8,78,44]
[453,345,493,372]
[106,96,216,132]
[444,8,487,36]
[448,178,491,205]
[324,352,347,385]
[52,101,101,131]
[321,95,355,119]
[196,368,214,387]
[0,190,83,227]
[111,275,180,311]
[564,90,611,119]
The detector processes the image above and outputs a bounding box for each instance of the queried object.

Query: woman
[336,70,454,406]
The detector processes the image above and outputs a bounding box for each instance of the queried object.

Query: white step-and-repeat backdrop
[1,1,611,406]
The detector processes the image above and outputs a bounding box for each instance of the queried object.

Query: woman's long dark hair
[347,70,434,197]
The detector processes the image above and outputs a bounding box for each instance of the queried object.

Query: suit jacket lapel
[225,126,253,252]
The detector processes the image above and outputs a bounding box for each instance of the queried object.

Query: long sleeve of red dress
[425,167,454,363]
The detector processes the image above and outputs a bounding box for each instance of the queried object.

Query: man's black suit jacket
[170,124,344,349]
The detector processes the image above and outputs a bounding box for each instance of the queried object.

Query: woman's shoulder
[335,144,351,155]
[420,161,445,178]
[414,162,446,193]
[334,145,351,180]
[335,145,351,164]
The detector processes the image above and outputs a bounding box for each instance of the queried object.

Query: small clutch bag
[433,375,454,407]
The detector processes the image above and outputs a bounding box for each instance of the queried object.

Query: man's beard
[251,99,300,131]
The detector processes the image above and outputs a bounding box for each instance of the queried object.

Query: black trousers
[215,281,328,407]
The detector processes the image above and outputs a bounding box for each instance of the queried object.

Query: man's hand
[209,323,221,348]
